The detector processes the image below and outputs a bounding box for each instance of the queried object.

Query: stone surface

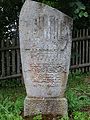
[19,0,73,117]
[24,97,68,116]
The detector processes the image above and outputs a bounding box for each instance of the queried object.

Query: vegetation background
[0,0,90,41]
[0,0,90,119]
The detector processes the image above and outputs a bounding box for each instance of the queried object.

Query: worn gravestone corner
[19,0,73,118]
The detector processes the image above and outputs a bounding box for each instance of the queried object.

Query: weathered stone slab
[24,97,68,116]
[19,0,73,117]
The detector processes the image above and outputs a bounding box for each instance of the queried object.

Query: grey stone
[24,97,68,116]
[19,0,73,117]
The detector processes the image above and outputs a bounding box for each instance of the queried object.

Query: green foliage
[70,1,88,19]
[32,112,90,120]
[39,0,89,29]
[0,97,23,120]
[0,73,90,120]
[60,115,69,120]
[73,111,90,120]
[33,114,70,120]
[37,0,59,9]
[0,86,25,120]
[37,0,89,20]
[33,114,42,120]
[0,0,89,39]
[67,89,81,111]
[67,72,90,112]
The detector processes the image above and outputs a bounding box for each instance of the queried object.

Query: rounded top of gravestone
[20,0,73,22]
[19,0,73,73]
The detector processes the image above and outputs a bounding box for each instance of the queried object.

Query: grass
[0,81,26,120]
[0,72,90,120]
[67,72,90,111]
[66,72,90,120]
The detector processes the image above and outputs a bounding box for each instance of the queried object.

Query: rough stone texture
[24,97,68,116]
[19,0,73,117]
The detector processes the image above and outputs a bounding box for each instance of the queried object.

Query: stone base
[24,96,68,117]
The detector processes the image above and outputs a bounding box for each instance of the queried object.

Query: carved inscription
[19,0,73,97]
[24,16,70,51]
[29,63,66,83]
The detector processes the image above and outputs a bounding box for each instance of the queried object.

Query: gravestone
[19,0,73,117]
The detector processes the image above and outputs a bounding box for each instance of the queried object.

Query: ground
[0,72,90,120]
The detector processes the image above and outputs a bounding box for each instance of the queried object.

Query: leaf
[80,6,86,10]
[84,12,88,17]
[74,8,80,14]
[79,11,84,18]
[76,1,85,10]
